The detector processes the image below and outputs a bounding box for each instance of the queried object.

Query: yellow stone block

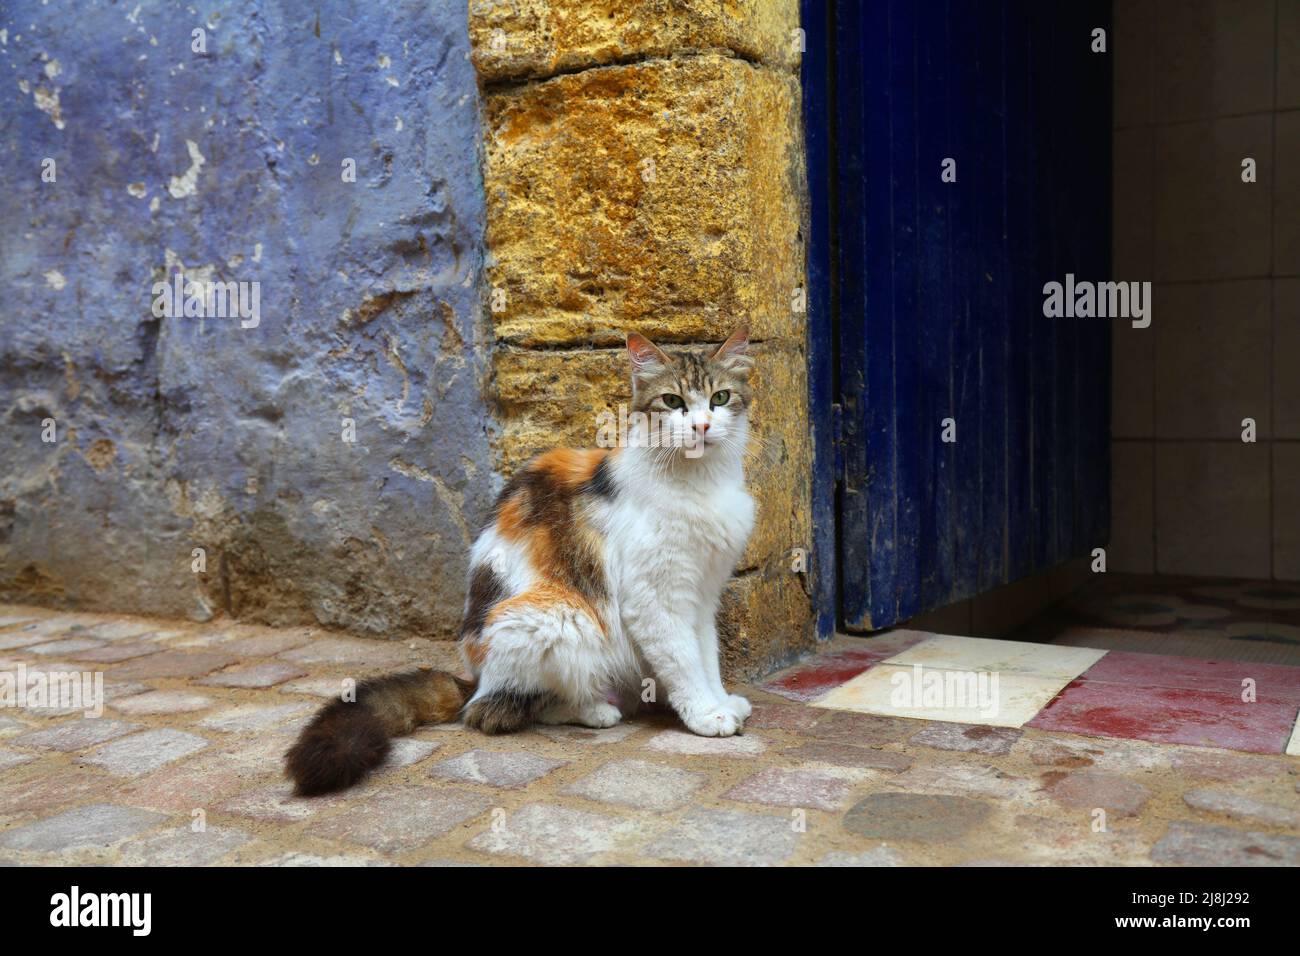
[719,566,815,681]
[469,0,801,83]
[482,54,805,347]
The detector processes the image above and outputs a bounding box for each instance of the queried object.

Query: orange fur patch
[485,582,605,635]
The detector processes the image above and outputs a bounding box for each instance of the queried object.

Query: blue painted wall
[0,0,495,638]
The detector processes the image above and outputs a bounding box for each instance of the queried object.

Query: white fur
[464,397,755,736]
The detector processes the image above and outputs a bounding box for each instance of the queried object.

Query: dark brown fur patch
[461,564,507,641]
[462,687,554,734]
[285,668,475,796]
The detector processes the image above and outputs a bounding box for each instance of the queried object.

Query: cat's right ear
[626,332,669,380]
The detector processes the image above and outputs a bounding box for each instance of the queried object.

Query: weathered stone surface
[1182,787,1300,828]
[111,691,215,715]
[112,650,239,680]
[0,2,494,645]
[817,848,905,867]
[307,786,492,853]
[118,825,253,866]
[429,748,567,788]
[563,758,706,811]
[1044,771,1151,817]
[843,793,992,842]
[79,728,209,776]
[644,729,766,757]
[197,661,306,689]
[723,767,854,810]
[467,803,637,864]
[470,0,800,83]
[0,804,166,853]
[13,719,140,752]
[719,568,815,682]
[1151,821,1300,866]
[783,741,913,772]
[482,55,803,350]
[0,746,36,771]
[216,783,347,823]
[644,807,798,865]
[910,723,1023,756]
[198,703,313,734]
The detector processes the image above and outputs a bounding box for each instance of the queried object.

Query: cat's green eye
[661,393,685,410]
[710,389,731,407]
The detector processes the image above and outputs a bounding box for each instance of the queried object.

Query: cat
[286,325,756,795]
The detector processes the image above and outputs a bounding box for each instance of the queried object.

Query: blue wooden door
[803,0,1112,632]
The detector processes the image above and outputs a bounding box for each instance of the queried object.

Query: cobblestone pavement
[1,605,1298,866]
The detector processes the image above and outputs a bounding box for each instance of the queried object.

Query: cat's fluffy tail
[285,669,474,796]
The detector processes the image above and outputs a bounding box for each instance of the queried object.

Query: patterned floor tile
[1028,680,1300,753]
[813,663,1072,728]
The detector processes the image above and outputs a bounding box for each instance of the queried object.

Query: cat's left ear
[711,324,752,374]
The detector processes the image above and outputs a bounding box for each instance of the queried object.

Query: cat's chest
[618,484,754,560]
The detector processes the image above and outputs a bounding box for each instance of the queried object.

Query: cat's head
[625,325,752,459]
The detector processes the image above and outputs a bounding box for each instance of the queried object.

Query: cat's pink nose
[694,422,710,434]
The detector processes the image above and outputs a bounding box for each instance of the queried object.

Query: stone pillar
[468,0,815,679]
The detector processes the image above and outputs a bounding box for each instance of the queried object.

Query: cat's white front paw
[577,701,622,728]
[681,704,742,737]
[723,693,752,721]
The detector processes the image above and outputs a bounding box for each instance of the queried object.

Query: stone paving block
[910,723,1023,755]
[563,759,706,811]
[428,748,566,788]
[111,690,215,715]
[644,807,798,866]
[13,718,141,752]
[279,638,411,667]
[1182,787,1300,828]
[382,737,442,769]
[817,848,905,867]
[117,737,286,813]
[117,825,254,866]
[0,745,36,770]
[112,650,240,680]
[308,786,493,853]
[0,767,107,816]
[1044,771,1151,817]
[745,701,822,731]
[222,631,313,657]
[0,804,167,853]
[643,729,767,757]
[467,803,638,865]
[27,637,105,656]
[782,742,912,771]
[198,661,307,689]
[79,728,210,776]
[0,714,31,735]
[215,782,347,823]
[805,710,916,746]
[198,703,313,734]
[843,793,992,842]
[85,621,163,641]
[259,852,390,867]
[0,630,62,650]
[0,615,37,629]
[532,721,642,744]
[67,642,161,663]
[894,762,1037,800]
[723,767,855,811]
[1150,821,1300,866]
[1169,749,1296,781]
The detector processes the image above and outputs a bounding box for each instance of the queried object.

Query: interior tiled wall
[1110,0,1299,581]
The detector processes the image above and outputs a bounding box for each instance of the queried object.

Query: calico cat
[286,326,756,795]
